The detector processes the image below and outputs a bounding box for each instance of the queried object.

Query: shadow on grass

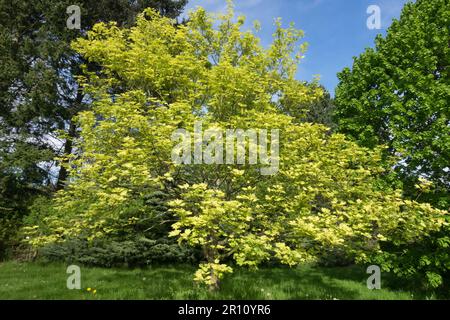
[217,266,366,300]
[1,261,440,300]
[315,265,444,300]
[80,264,449,300]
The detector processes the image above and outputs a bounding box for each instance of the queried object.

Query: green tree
[334,0,449,207]
[334,0,450,291]
[280,83,336,130]
[23,5,447,291]
[0,0,188,258]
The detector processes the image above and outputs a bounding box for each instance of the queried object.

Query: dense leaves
[22,5,449,291]
[334,0,450,290]
[335,0,450,207]
[0,0,188,258]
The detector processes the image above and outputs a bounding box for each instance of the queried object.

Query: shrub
[38,237,198,267]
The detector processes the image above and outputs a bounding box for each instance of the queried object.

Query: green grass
[0,262,427,300]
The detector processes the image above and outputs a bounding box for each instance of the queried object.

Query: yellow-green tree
[24,4,448,290]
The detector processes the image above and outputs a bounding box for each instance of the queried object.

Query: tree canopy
[0,0,188,258]
[335,0,449,208]
[23,5,448,290]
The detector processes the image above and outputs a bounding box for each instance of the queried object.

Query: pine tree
[0,0,188,258]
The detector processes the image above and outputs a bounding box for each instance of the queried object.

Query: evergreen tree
[0,0,188,258]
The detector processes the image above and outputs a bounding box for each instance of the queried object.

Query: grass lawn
[0,262,430,300]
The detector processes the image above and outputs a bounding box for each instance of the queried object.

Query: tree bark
[56,91,83,190]
[56,121,76,190]
[203,245,220,291]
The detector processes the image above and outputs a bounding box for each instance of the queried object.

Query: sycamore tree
[24,4,448,290]
[335,0,450,290]
[335,0,449,207]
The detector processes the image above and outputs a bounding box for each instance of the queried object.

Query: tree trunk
[209,270,220,292]
[203,245,220,291]
[56,91,83,190]
[56,121,76,190]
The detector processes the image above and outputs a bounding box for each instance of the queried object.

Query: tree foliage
[23,5,449,290]
[334,0,450,290]
[0,0,188,258]
[281,84,336,130]
[334,0,449,207]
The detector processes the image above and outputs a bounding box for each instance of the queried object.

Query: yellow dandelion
[87,288,92,292]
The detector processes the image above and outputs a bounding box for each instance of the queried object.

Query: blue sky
[183,0,412,95]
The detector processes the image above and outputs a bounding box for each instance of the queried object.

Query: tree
[334,0,450,290]
[280,83,336,130]
[0,0,188,258]
[23,5,448,291]
[334,0,449,208]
